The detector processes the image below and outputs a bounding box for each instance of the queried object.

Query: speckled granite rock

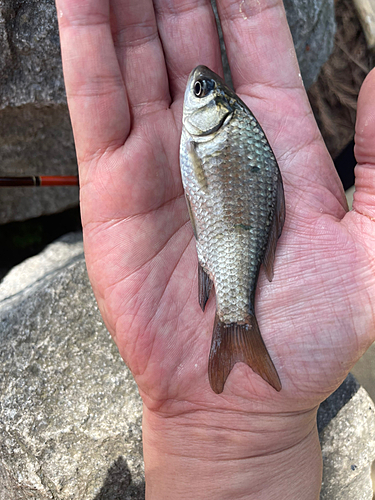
[1,234,375,499]
[352,341,375,404]
[0,0,65,108]
[0,231,84,302]
[320,387,375,499]
[0,233,144,499]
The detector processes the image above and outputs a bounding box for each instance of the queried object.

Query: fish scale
[183,108,277,321]
[180,66,285,394]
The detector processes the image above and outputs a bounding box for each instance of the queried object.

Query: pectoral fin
[187,141,208,191]
[263,173,285,282]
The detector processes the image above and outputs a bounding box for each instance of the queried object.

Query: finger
[353,68,375,219]
[216,0,302,91]
[110,0,171,118]
[154,0,223,99]
[56,0,129,164]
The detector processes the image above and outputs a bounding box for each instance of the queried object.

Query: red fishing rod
[0,176,79,187]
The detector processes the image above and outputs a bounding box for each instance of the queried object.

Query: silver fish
[180,66,285,394]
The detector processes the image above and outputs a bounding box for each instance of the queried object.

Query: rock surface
[0,0,77,224]
[0,104,78,224]
[320,387,375,499]
[284,0,335,89]
[1,233,375,499]
[352,342,375,404]
[0,0,335,224]
[0,0,65,108]
[0,233,144,499]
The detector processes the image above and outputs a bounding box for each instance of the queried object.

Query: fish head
[182,65,234,137]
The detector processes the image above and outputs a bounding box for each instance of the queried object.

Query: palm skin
[57,0,375,425]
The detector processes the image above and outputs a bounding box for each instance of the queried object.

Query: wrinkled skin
[56,0,375,425]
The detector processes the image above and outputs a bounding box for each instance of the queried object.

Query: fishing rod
[0,176,79,187]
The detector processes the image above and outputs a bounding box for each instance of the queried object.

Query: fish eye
[194,80,204,97]
[193,78,214,98]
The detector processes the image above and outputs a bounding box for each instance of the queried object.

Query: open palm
[57,0,375,419]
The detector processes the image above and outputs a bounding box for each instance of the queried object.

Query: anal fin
[198,262,213,311]
[208,314,281,394]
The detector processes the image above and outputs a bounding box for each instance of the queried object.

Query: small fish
[180,66,285,394]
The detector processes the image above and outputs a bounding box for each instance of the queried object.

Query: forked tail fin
[208,314,281,394]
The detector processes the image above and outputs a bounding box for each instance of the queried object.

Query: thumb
[353,68,375,218]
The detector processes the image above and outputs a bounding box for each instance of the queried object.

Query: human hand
[56,0,375,497]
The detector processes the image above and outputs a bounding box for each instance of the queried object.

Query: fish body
[180,66,285,394]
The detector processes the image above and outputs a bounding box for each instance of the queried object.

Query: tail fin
[208,314,281,394]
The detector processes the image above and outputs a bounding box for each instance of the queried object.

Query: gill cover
[183,66,233,136]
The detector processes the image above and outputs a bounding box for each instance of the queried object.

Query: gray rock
[351,341,375,404]
[284,0,336,89]
[0,0,78,224]
[0,0,65,109]
[320,387,375,499]
[0,104,78,224]
[1,233,375,498]
[0,230,83,302]
[0,233,144,499]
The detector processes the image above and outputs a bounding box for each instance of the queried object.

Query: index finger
[56,0,130,164]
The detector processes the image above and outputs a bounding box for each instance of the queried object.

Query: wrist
[142,404,322,499]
